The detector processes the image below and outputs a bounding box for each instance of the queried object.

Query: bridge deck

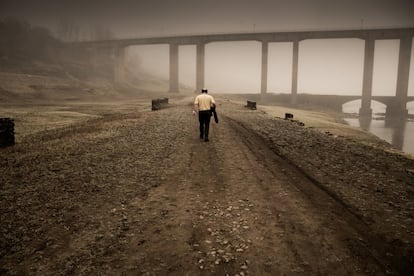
[74,28,414,48]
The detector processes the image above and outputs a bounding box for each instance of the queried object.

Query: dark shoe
[204,138,209,142]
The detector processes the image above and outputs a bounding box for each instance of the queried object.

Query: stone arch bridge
[72,28,414,117]
[256,94,414,116]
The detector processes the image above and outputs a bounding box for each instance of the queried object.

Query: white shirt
[194,94,215,111]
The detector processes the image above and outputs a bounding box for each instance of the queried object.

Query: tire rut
[222,114,394,275]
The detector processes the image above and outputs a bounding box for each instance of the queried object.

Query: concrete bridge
[74,28,414,117]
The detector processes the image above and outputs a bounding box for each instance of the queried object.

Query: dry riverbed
[1,95,414,275]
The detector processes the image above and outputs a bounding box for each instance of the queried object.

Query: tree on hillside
[0,17,30,59]
[56,19,81,42]
[0,17,60,62]
[91,24,114,41]
[55,20,114,42]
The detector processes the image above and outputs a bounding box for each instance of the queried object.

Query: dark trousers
[198,110,211,139]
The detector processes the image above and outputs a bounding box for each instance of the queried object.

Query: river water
[343,101,414,155]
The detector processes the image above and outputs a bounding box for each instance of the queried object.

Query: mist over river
[343,101,414,155]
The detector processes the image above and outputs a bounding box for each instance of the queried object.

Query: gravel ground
[1,96,414,275]
[219,99,414,274]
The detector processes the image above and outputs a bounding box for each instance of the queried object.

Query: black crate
[0,118,15,147]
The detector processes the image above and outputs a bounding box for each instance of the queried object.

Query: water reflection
[345,116,414,154]
[343,100,414,155]
[385,117,407,151]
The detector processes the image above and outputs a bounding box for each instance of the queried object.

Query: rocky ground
[1,94,414,275]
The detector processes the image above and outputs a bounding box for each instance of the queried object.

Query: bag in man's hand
[210,106,219,124]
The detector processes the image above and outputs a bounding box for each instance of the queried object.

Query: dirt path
[118,107,382,275]
[1,101,412,275]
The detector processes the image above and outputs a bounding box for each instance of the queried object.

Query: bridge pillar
[261,41,268,94]
[291,40,299,105]
[387,36,412,117]
[169,43,179,93]
[114,47,126,83]
[360,38,374,117]
[196,43,205,93]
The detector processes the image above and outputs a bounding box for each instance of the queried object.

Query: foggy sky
[1,0,414,38]
[1,0,414,96]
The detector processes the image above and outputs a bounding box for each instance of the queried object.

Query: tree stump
[245,101,257,110]
[285,113,294,120]
[152,98,169,111]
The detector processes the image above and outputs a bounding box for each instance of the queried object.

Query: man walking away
[193,88,216,142]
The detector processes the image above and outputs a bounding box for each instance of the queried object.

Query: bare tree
[91,24,114,41]
[56,19,80,42]
[0,17,58,62]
